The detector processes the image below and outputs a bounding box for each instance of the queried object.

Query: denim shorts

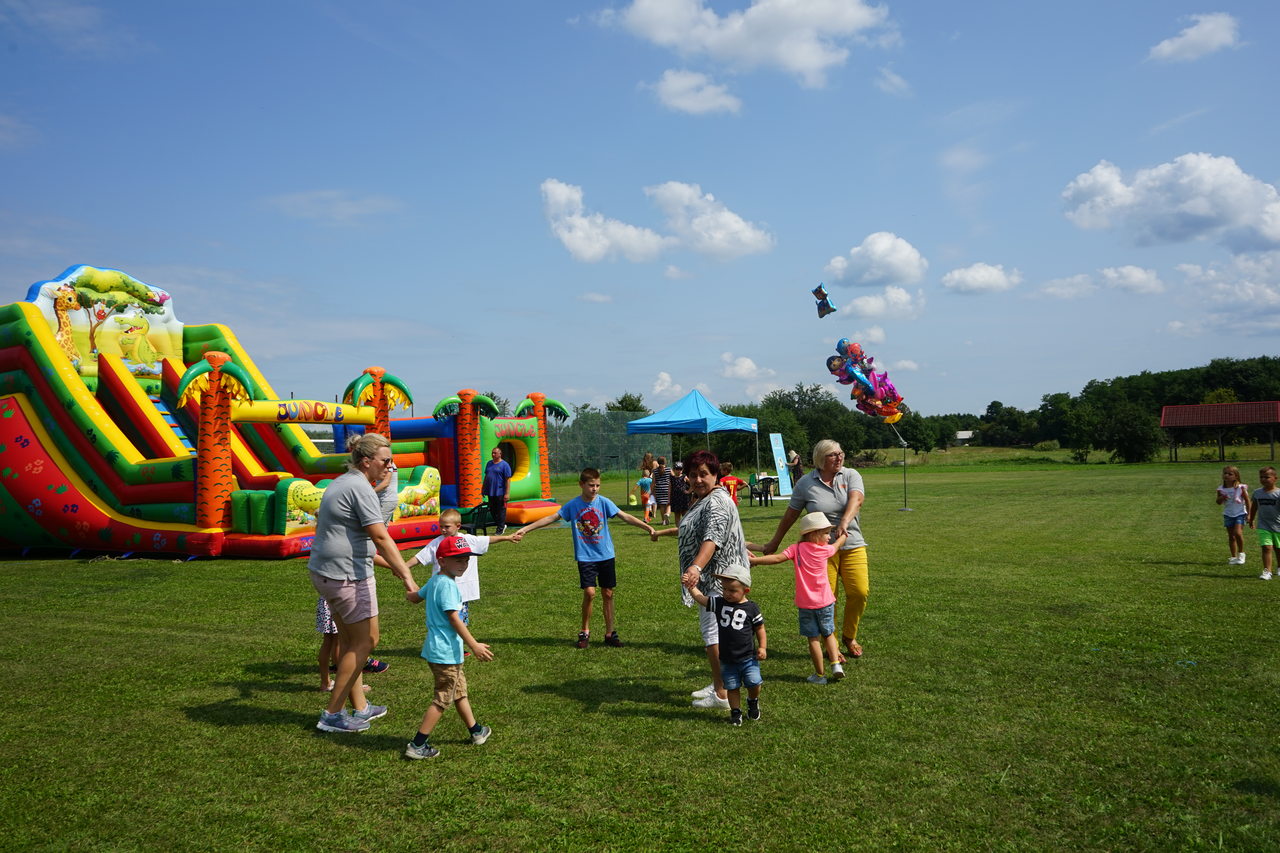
[798,603,835,638]
[1224,514,1246,529]
[719,657,762,691]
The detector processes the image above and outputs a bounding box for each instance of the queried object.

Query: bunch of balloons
[826,338,904,424]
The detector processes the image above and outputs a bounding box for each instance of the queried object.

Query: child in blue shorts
[1217,465,1249,566]
[684,564,766,726]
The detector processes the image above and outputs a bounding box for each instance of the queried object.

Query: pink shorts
[310,573,378,624]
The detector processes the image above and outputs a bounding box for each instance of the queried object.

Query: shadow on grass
[1233,778,1280,798]
[1173,571,1256,580]
[520,677,711,720]
[478,634,810,663]
[183,697,416,752]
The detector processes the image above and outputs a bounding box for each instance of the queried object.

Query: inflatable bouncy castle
[0,265,561,558]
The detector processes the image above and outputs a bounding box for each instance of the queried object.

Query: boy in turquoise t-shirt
[403,536,494,760]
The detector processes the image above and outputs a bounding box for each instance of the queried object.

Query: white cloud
[263,190,405,226]
[652,371,684,397]
[843,285,924,319]
[541,178,675,262]
[542,179,770,263]
[720,352,775,381]
[853,324,886,344]
[1062,154,1280,252]
[1182,252,1280,308]
[745,380,782,401]
[651,69,741,115]
[874,65,911,97]
[890,359,918,371]
[645,181,773,259]
[1148,13,1240,63]
[1169,253,1280,338]
[1041,274,1097,299]
[603,0,897,88]
[579,292,612,303]
[664,264,692,279]
[824,231,927,286]
[940,262,1022,293]
[1099,265,1163,294]
[0,0,146,55]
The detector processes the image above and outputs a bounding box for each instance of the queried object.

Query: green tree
[1098,402,1165,463]
[607,392,648,414]
[481,390,513,416]
[1202,387,1239,404]
[896,411,938,455]
[1036,392,1075,444]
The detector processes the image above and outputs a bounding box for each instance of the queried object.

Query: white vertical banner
[769,433,793,497]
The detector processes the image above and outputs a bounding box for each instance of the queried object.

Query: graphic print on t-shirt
[576,506,603,543]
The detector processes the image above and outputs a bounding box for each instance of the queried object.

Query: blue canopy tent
[626,389,761,472]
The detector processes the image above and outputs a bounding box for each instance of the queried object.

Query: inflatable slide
[0,265,562,558]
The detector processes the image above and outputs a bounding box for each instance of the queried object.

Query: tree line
[561,356,1280,470]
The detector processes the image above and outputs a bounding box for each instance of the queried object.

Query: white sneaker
[690,683,716,699]
[1228,555,1241,564]
[830,663,845,681]
[1260,571,1273,581]
[691,693,730,709]
[806,674,828,685]
[1239,552,1247,563]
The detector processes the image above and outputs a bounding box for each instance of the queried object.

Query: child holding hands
[1216,465,1249,565]
[404,536,495,760]
[683,564,766,726]
[748,511,846,684]
[1249,466,1280,581]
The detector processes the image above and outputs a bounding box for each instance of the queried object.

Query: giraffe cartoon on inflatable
[49,284,82,366]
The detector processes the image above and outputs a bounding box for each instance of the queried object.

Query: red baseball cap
[436,535,475,560]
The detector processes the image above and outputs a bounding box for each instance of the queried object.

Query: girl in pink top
[748,511,848,683]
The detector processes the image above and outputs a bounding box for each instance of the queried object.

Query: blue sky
[2,1,1277,418]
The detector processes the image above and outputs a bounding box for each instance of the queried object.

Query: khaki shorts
[310,573,378,624]
[429,662,468,710]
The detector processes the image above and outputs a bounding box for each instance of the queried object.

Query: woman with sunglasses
[309,432,419,733]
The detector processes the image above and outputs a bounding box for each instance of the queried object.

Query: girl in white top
[1216,465,1249,565]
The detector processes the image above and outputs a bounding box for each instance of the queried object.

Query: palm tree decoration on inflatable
[176,351,257,529]
[433,389,499,509]
[514,393,569,500]
[342,366,413,439]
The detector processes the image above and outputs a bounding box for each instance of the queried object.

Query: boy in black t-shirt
[684,564,767,725]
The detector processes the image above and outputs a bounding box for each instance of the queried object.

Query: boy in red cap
[403,535,495,759]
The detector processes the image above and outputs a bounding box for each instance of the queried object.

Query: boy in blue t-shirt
[403,536,494,760]
[515,467,654,648]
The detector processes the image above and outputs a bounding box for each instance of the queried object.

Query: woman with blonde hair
[761,439,869,659]
[309,432,419,733]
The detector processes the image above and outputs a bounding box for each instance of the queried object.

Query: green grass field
[4,459,1280,850]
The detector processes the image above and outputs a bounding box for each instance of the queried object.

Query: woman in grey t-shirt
[309,433,419,733]
[762,439,868,660]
